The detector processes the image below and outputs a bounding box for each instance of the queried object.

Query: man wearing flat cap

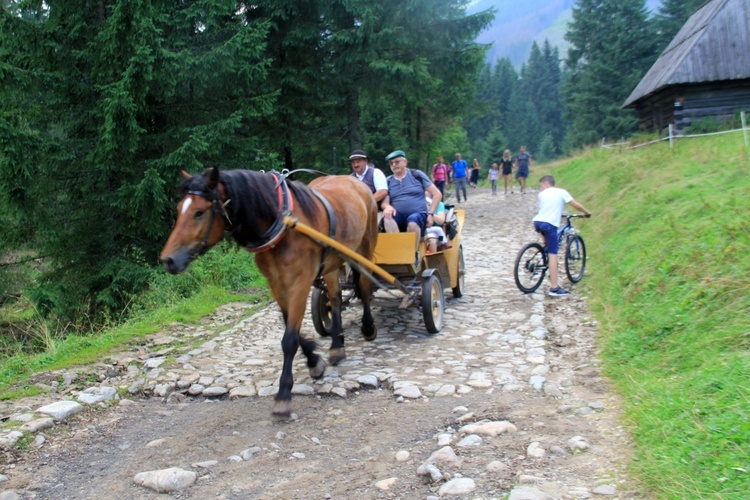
[349,149,388,207]
[381,150,442,267]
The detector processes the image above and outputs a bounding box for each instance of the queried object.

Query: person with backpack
[381,150,442,267]
[431,155,449,197]
[452,153,469,202]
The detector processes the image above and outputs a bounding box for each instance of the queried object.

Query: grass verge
[0,242,270,399]
[541,133,749,497]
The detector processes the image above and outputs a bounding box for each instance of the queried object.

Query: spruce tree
[654,0,706,51]
[563,0,658,148]
[0,0,273,320]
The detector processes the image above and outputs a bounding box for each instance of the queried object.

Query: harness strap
[242,173,294,253]
[310,188,337,278]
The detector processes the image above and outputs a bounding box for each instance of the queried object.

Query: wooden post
[742,111,749,150]
[601,137,606,148]
[669,124,674,150]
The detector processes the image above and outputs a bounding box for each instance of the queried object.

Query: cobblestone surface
[1,186,642,499]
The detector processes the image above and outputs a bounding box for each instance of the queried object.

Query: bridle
[184,184,231,262]
[183,171,294,260]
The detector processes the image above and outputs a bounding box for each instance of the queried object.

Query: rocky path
[0,187,644,499]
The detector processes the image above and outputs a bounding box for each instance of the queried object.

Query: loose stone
[374,477,397,490]
[77,386,117,405]
[202,386,228,397]
[508,486,552,500]
[132,467,197,493]
[416,463,443,483]
[526,442,546,458]
[438,477,476,496]
[21,418,54,433]
[36,401,83,420]
[459,420,517,437]
[567,435,590,453]
[457,434,482,447]
[593,484,617,495]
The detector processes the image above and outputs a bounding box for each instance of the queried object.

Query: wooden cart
[305,209,465,335]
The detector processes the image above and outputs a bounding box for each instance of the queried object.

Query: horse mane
[182,169,320,243]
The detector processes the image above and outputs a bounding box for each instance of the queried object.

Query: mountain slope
[468,0,663,67]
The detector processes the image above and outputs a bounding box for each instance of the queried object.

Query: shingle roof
[623,0,750,108]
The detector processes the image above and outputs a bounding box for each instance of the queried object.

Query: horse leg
[354,269,377,341]
[323,271,346,366]
[273,289,322,417]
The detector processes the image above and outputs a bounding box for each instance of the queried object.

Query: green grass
[542,134,750,497]
[0,243,270,398]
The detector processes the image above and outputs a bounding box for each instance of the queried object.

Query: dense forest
[0,0,704,327]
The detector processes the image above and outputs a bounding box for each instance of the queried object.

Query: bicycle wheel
[565,235,586,283]
[514,242,547,293]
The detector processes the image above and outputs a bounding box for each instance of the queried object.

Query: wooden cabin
[622,0,750,133]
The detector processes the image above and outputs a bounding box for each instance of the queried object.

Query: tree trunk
[347,86,362,152]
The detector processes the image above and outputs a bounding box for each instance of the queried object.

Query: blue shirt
[452,159,468,178]
[387,170,432,216]
[516,153,531,170]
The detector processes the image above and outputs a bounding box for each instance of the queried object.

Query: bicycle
[514,214,589,294]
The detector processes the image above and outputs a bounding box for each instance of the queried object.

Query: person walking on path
[381,150,442,267]
[532,175,591,297]
[515,145,532,194]
[349,149,388,209]
[452,153,469,202]
[500,149,514,194]
[470,158,481,188]
[488,162,500,195]
[431,156,449,197]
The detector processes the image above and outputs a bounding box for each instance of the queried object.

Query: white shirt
[354,165,388,192]
[533,187,573,227]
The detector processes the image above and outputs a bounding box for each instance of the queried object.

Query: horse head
[159,167,229,274]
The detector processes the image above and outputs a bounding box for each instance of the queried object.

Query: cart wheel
[422,273,444,334]
[311,287,335,337]
[451,245,465,298]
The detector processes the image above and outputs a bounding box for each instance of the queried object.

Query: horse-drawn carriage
[160,168,465,415]
[310,208,465,336]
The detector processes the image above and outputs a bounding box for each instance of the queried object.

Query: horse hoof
[309,357,327,379]
[329,348,346,366]
[272,399,292,418]
[362,324,377,341]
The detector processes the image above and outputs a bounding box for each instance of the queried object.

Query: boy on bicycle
[533,175,591,296]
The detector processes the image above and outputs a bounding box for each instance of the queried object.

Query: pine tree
[654,0,706,51]
[0,0,273,320]
[563,0,658,148]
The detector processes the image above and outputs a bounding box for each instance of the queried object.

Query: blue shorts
[534,221,559,254]
[516,167,529,179]
[393,211,428,233]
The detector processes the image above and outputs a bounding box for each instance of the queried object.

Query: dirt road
[0,186,643,499]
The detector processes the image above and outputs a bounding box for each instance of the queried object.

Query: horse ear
[205,167,220,190]
[180,170,192,181]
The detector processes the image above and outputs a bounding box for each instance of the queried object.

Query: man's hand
[382,205,396,219]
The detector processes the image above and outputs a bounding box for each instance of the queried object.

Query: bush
[130,241,264,315]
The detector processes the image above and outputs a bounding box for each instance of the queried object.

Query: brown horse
[159,167,379,416]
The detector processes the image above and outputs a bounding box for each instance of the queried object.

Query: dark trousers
[434,180,445,196]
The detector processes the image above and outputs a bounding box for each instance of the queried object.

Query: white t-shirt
[532,187,573,227]
[354,165,387,192]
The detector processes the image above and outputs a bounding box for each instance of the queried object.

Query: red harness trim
[245,173,293,253]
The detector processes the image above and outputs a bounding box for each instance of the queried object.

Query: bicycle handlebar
[562,213,592,219]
